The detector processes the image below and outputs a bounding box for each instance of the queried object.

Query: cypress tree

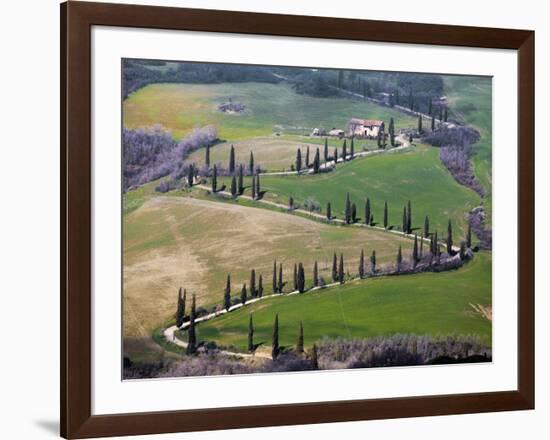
[250,269,256,298]
[311,344,319,369]
[251,175,256,199]
[238,164,244,195]
[420,234,424,258]
[424,215,430,238]
[297,321,304,354]
[332,252,338,282]
[359,249,365,278]
[211,164,218,192]
[431,114,435,131]
[402,206,407,233]
[272,314,279,360]
[418,114,423,133]
[293,263,298,291]
[326,202,332,220]
[345,193,351,224]
[433,231,439,255]
[289,196,294,210]
[407,200,412,234]
[437,243,442,265]
[249,151,255,174]
[229,144,235,173]
[370,250,377,273]
[313,261,319,287]
[241,283,247,305]
[333,147,338,164]
[205,144,211,168]
[230,175,237,197]
[297,263,305,293]
[248,314,254,352]
[389,117,395,147]
[324,138,329,163]
[365,198,371,226]
[187,164,194,187]
[176,287,185,327]
[272,260,277,293]
[384,200,389,229]
[338,253,345,284]
[342,140,347,161]
[466,223,472,248]
[258,274,263,298]
[377,130,382,149]
[223,275,231,311]
[305,146,310,168]
[409,133,413,143]
[444,107,448,122]
[278,263,283,294]
[351,203,357,223]
[186,294,197,354]
[447,219,453,254]
[296,148,302,172]
[350,137,355,158]
[396,245,403,272]
[313,148,320,173]
[459,241,466,260]
[412,235,419,268]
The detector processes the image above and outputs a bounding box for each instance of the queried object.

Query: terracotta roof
[348,118,384,127]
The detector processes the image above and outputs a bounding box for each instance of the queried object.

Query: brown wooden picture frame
[60,1,535,438]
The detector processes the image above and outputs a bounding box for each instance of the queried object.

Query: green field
[210,143,481,238]
[444,76,492,223]
[123,194,414,337]
[197,252,492,351]
[123,82,417,141]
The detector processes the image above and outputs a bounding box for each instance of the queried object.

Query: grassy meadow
[197,252,492,352]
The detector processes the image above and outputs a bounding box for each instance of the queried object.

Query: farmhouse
[328,128,345,138]
[346,118,385,138]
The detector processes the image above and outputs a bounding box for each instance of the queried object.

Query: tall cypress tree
[229,144,235,173]
[396,245,403,272]
[332,252,338,282]
[238,164,244,195]
[313,148,320,173]
[297,263,305,293]
[223,275,231,311]
[324,138,329,163]
[186,294,197,354]
[424,215,430,238]
[258,274,263,298]
[459,241,466,260]
[338,253,345,284]
[272,314,279,360]
[384,200,389,229]
[370,250,377,273]
[293,263,298,291]
[278,263,283,294]
[205,144,211,168]
[251,175,256,200]
[176,287,185,327]
[248,314,254,352]
[241,283,247,305]
[305,146,310,168]
[250,269,256,298]
[326,202,332,220]
[296,148,302,172]
[365,198,371,226]
[359,249,365,278]
[297,321,304,354]
[402,206,407,233]
[389,117,395,147]
[342,139,347,161]
[230,175,237,197]
[313,261,319,287]
[350,137,355,158]
[345,193,351,224]
[351,203,357,223]
[412,235,419,268]
[187,164,194,188]
[272,260,277,293]
[249,151,255,174]
[431,114,435,131]
[418,114,423,133]
[288,196,294,210]
[466,222,472,248]
[447,219,453,254]
[211,164,218,192]
[333,147,338,164]
[311,344,319,369]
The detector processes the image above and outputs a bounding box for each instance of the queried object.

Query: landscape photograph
[121,59,493,379]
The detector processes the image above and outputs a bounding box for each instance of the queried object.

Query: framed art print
[61,1,534,438]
